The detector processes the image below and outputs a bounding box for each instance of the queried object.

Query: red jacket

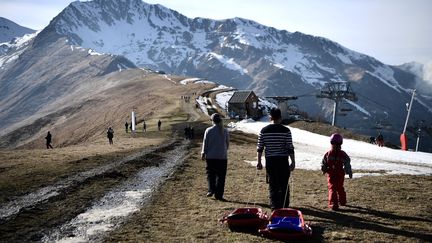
[321,148,352,177]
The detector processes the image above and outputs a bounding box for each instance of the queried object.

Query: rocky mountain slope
[0,17,35,54]
[0,17,34,43]
[0,0,431,150]
[0,23,213,148]
[46,0,431,147]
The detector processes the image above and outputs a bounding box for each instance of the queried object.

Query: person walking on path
[45,131,53,149]
[107,127,114,145]
[321,133,352,210]
[125,122,129,133]
[257,108,295,210]
[157,119,162,131]
[201,113,229,201]
[376,132,384,147]
[143,121,146,132]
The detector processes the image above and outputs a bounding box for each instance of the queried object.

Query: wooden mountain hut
[227,91,262,119]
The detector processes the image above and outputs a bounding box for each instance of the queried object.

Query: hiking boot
[206,192,214,197]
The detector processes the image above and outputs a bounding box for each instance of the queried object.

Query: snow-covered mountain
[396,62,432,98]
[1,0,431,150]
[0,17,35,55]
[0,17,34,43]
[0,23,137,147]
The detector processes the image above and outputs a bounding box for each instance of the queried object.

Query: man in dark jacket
[45,131,53,149]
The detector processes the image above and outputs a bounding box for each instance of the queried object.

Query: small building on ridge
[227,90,262,119]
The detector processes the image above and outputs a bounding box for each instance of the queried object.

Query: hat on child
[330,133,343,145]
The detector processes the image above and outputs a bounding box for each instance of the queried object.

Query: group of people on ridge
[201,108,352,210]
[369,132,385,147]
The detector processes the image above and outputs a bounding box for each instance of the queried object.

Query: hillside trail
[0,93,208,242]
[180,95,203,122]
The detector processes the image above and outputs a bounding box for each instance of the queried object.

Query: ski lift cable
[356,92,392,110]
[297,90,317,97]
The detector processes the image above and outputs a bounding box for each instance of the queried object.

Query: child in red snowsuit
[321,133,352,210]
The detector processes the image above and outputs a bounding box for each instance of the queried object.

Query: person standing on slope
[201,113,229,201]
[107,127,114,145]
[376,132,384,147]
[321,133,352,210]
[45,131,53,149]
[257,108,295,210]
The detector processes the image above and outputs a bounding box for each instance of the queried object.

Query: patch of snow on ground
[88,49,102,55]
[179,78,214,85]
[215,91,234,110]
[180,78,201,85]
[210,85,232,91]
[43,141,188,242]
[196,96,209,115]
[232,120,432,177]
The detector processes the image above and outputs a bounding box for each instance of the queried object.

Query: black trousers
[206,159,227,199]
[265,156,290,209]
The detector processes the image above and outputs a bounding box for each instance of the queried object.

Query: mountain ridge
[0,0,431,150]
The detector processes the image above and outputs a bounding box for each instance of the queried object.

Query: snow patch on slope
[208,52,248,75]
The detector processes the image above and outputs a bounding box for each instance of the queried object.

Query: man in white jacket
[201,113,229,201]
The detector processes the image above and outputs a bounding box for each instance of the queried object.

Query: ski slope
[230,119,432,177]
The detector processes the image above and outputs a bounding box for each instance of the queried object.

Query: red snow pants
[327,172,346,209]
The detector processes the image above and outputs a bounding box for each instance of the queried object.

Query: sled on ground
[259,208,312,240]
[220,207,268,231]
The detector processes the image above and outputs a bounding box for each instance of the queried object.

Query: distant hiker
[45,131,53,149]
[125,122,129,133]
[321,133,352,211]
[158,119,162,131]
[201,113,229,201]
[257,108,295,210]
[190,126,194,139]
[376,132,384,147]
[143,121,146,132]
[107,127,114,145]
[184,125,190,139]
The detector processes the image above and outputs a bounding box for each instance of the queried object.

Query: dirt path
[43,140,190,242]
[0,139,190,242]
[0,86,213,242]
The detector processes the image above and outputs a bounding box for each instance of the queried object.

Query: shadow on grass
[344,205,432,223]
[298,206,432,241]
[226,221,325,243]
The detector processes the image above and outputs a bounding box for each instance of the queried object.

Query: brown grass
[1,82,431,242]
[107,131,432,242]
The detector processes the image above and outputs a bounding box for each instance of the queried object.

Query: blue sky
[1,0,431,66]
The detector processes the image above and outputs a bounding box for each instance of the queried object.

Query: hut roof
[228,91,255,103]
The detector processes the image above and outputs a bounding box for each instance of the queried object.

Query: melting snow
[231,119,432,177]
[179,78,214,85]
[43,142,188,242]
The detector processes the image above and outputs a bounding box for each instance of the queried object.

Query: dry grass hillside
[2,70,215,149]
[0,76,430,242]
